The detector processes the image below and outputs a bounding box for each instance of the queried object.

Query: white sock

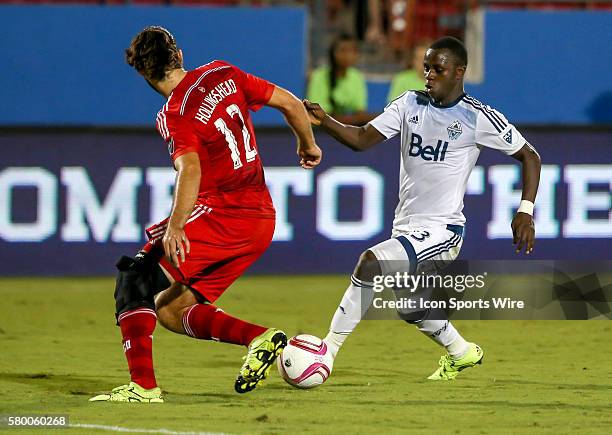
[324,275,374,358]
[417,319,469,359]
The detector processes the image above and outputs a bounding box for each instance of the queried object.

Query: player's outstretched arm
[266,86,321,169]
[510,142,541,254]
[163,151,200,266]
[303,100,384,152]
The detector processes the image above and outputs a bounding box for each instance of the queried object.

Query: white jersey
[369,91,525,232]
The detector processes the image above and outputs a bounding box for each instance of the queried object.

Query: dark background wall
[1,128,610,275]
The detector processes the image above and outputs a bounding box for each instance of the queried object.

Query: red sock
[182,304,267,346]
[118,308,157,389]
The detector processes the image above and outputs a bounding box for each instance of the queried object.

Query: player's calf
[324,250,382,358]
[155,283,199,334]
[97,252,171,397]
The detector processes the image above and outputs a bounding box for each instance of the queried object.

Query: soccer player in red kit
[90,26,321,402]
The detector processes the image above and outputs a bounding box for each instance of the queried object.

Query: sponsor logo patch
[504,129,513,144]
[168,137,175,155]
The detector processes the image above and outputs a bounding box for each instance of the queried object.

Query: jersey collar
[430,92,466,109]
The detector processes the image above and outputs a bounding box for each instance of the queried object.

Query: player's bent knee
[154,284,198,334]
[114,253,170,321]
[353,250,382,283]
[155,305,181,333]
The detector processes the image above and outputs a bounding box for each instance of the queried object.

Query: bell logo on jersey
[408,133,449,162]
[447,120,462,140]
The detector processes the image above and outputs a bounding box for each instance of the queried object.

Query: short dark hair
[429,36,468,67]
[125,26,183,82]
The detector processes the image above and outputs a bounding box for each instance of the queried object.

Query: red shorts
[143,207,275,303]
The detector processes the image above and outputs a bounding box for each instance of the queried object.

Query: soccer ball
[277,334,333,389]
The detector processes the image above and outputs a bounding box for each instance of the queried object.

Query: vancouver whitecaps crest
[447,120,462,140]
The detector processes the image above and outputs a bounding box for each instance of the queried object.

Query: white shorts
[368,224,464,276]
[366,225,464,317]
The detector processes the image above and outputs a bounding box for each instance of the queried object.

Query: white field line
[70,423,232,435]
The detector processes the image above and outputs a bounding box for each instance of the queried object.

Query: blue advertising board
[2,5,611,126]
[0,128,610,276]
[465,10,612,125]
[0,5,305,127]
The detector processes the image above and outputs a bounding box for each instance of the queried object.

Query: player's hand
[298,144,322,169]
[511,212,535,254]
[303,99,327,126]
[162,224,191,267]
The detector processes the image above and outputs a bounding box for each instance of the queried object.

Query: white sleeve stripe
[156,112,169,139]
[179,66,231,116]
[155,113,166,139]
[161,112,170,138]
[156,113,166,139]
[155,115,162,136]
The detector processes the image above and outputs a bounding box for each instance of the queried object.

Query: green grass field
[1,276,611,434]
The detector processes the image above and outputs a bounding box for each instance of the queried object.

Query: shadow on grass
[494,378,612,391]
[346,397,609,412]
[166,391,237,400]
[0,372,119,395]
[0,372,246,403]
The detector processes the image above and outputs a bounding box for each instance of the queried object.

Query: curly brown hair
[125,26,183,82]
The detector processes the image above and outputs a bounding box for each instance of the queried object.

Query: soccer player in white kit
[304,37,541,380]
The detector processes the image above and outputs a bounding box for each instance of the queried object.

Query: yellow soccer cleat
[89,382,163,403]
[427,342,484,381]
[234,328,287,393]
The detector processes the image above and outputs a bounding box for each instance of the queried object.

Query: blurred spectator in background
[363,0,386,44]
[387,40,430,102]
[306,33,374,125]
[326,0,356,38]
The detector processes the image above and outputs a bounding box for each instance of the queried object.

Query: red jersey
[155,60,275,219]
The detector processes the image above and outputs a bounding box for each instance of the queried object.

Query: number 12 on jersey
[214,104,257,169]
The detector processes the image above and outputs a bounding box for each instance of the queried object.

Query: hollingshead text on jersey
[194,79,238,124]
